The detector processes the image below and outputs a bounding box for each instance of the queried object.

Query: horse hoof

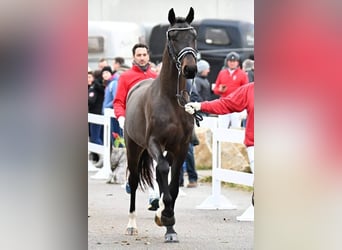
[165,233,179,243]
[154,215,163,227]
[125,227,138,235]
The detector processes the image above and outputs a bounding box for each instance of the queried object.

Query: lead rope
[176,71,203,127]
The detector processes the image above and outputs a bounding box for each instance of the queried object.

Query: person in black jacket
[88,70,105,164]
[179,80,199,188]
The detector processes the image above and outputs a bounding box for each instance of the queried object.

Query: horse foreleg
[165,225,179,243]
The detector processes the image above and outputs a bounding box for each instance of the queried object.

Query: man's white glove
[118,116,125,130]
[184,102,201,115]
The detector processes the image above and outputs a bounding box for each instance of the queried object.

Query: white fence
[88,108,115,179]
[196,116,254,221]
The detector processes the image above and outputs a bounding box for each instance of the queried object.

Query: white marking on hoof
[155,194,165,226]
[126,212,137,234]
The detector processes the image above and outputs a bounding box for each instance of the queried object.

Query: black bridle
[166,26,197,71]
[166,26,202,127]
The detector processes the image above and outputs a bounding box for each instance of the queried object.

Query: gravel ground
[88,171,254,249]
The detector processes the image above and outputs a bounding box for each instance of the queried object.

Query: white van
[88,21,145,70]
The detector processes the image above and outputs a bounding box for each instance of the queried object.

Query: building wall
[88,0,254,24]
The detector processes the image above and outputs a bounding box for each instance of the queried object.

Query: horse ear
[185,7,194,24]
[168,8,176,25]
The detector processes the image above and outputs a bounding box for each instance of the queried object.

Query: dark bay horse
[124,7,197,242]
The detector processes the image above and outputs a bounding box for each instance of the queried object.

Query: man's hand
[184,102,201,115]
[118,116,125,130]
[219,84,227,92]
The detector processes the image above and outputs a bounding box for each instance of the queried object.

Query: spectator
[179,80,199,188]
[112,56,130,76]
[113,43,159,210]
[185,82,254,204]
[114,43,157,128]
[242,59,254,83]
[241,59,254,127]
[88,69,105,167]
[213,52,248,128]
[88,68,93,160]
[101,66,122,142]
[98,58,108,70]
[194,59,211,102]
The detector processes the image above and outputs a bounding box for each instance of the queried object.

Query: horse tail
[138,149,154,190]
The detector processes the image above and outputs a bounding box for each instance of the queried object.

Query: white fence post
[88,108,114,180]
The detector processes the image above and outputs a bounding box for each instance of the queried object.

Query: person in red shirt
[113,43,159,210]
[213,52,248,128]
[185,82,254,204]
[113,43,157,129]
[185,81,254,168]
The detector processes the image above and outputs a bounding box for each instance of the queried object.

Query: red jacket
[213,67,248,97]
[113,64,157,118]
[201,82,254,147]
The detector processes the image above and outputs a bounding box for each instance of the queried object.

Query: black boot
[252,191,254,206]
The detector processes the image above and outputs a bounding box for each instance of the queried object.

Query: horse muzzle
[182,64,197,79]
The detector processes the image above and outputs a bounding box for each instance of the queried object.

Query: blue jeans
[89,123,103,145]
[179,143,198,185]
[110,118,123,145]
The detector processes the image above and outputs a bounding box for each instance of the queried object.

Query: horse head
[167,7,197,79]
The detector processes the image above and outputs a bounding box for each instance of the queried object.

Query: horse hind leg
[126,176,139,235]
[125,176,139,235]
[125,138,141,235]
[126,211,138,235]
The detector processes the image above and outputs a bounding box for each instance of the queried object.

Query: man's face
[133,47,149,67]
[98,61,108,70]
[113,61,120,70]
[227,60,239,70]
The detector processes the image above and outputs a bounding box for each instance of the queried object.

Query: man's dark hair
[114,57,125,65]
[132,43,149,55]
[98,58,107,63]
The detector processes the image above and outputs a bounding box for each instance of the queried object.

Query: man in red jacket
[113,43,159,210]
[113,43,157,129]
[213,52,248,129]
[185,82,254,204]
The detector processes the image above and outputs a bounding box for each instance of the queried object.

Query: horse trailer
[88,21,145,70]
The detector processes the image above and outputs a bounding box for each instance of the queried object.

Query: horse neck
[158,50,186,98]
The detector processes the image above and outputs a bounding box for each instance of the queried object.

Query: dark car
[149,19,254,85]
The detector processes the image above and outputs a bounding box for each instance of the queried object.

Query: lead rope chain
[176,71,203,127]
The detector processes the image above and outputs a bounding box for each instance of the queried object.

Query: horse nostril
[183,65,197,79]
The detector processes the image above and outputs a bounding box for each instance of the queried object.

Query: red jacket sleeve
[201,83,251,114]
[201,82,254,146]
[113,74,128,118]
